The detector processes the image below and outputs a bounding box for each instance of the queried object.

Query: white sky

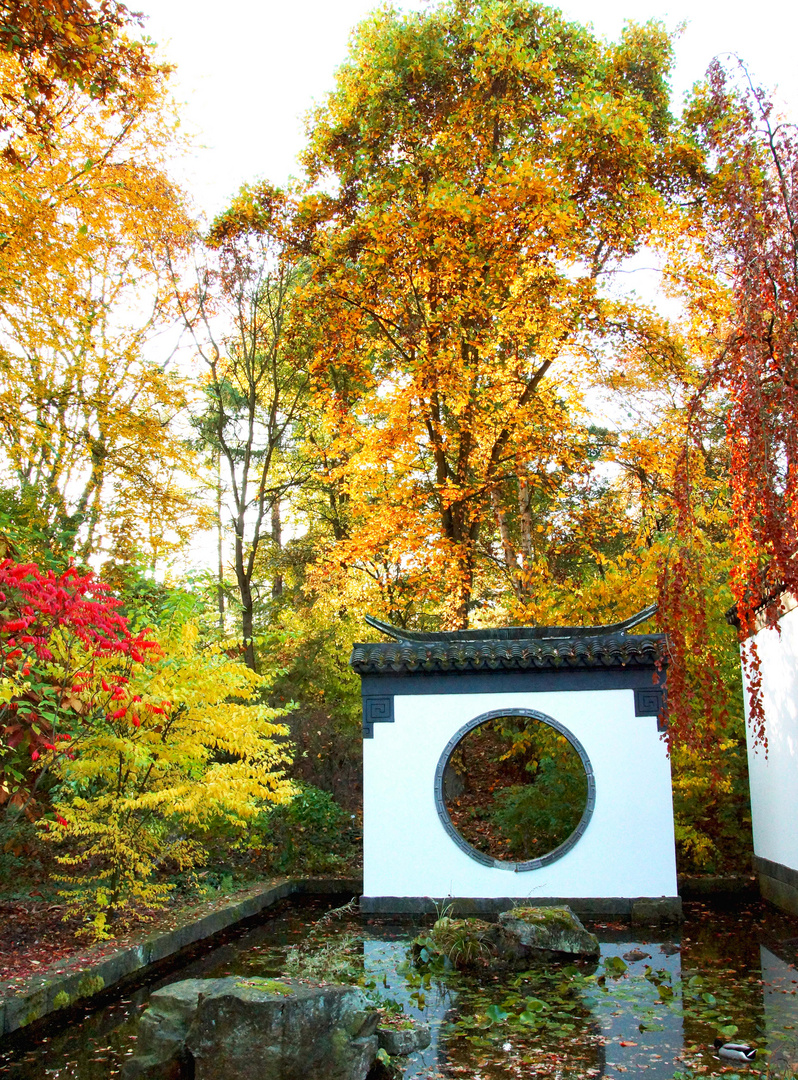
[142,0,798,221]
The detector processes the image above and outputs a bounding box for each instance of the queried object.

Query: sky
[141,0,798,221]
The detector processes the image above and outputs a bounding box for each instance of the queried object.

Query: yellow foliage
[0,45,202,565]
[44,620,294,935]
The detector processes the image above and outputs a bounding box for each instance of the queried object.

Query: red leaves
[683,66,798,743]
[0,558,159,808]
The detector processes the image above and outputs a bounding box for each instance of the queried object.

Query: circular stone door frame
[433,707,597,872]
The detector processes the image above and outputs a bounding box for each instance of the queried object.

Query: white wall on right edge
[745,603,798,874]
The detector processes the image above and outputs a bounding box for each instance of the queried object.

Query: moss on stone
[76,974,105,998]
[329,1025,351,1066]
[53,991,71,1009]
[506,905,573,925]
[237,977,293,996]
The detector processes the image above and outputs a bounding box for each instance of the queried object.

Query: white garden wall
[362,687,677,904]
[743,600,798,913]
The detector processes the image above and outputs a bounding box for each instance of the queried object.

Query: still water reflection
[1,899,797,1079]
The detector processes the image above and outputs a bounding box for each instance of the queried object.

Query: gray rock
[377,1021,431,1056]
[122,979,231,1080]
[498,905,600,958]
[187,977,379,1080]
[124,976,381,1080]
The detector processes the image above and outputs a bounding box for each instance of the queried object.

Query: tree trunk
[451,545,474,630]
[491,487,522,599]
[241,578,257,671]
[271,498,283,598]
[234,523,257,671]
[518,476,534,565]
[216,449,225,632]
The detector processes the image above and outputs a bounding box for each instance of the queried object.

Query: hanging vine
[671,60,798,746]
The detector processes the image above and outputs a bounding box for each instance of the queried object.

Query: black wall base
[753,854,798,917]
[360,895,683,925]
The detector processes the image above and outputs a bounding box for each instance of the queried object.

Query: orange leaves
[291,2,685,627]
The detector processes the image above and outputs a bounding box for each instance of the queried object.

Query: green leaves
[603,955,628,976]
[484,1004,509,1024]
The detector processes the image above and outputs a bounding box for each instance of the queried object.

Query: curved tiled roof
[350,629,667,675]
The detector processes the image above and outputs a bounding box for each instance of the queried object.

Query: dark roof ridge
[364,604,658,643]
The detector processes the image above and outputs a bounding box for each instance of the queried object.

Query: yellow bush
[44,620,294,935]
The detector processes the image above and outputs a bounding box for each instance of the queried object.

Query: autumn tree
[0,559,157,828]
[0,42,200,567]
[0,556,294,934]
[178,193,311,669]
[289,0,699,628]
[0,0,156,153]
[631,62,798,751]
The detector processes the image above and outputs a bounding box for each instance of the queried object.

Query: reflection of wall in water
[363,938,451,1079]
[761,945,798,1071]
[362,935,692,1079]
[584,941,683,1080]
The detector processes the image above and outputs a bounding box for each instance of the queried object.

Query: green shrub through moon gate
[442,715,589,862]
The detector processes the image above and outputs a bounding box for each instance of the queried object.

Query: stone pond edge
[1,874,759,1041]
[0,875,362,1040]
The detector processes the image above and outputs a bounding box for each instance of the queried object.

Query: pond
[1,897,797,1079]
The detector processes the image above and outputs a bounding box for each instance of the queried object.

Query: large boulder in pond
[187,977,378,1080]
[123,976,380,1080]
[498,905,600,959]
[122,979,232,1080]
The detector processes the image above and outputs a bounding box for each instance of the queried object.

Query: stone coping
[0,876,362,1040]
[359,895,683,925]
[678,873,758,899]
[358,889,682,924]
